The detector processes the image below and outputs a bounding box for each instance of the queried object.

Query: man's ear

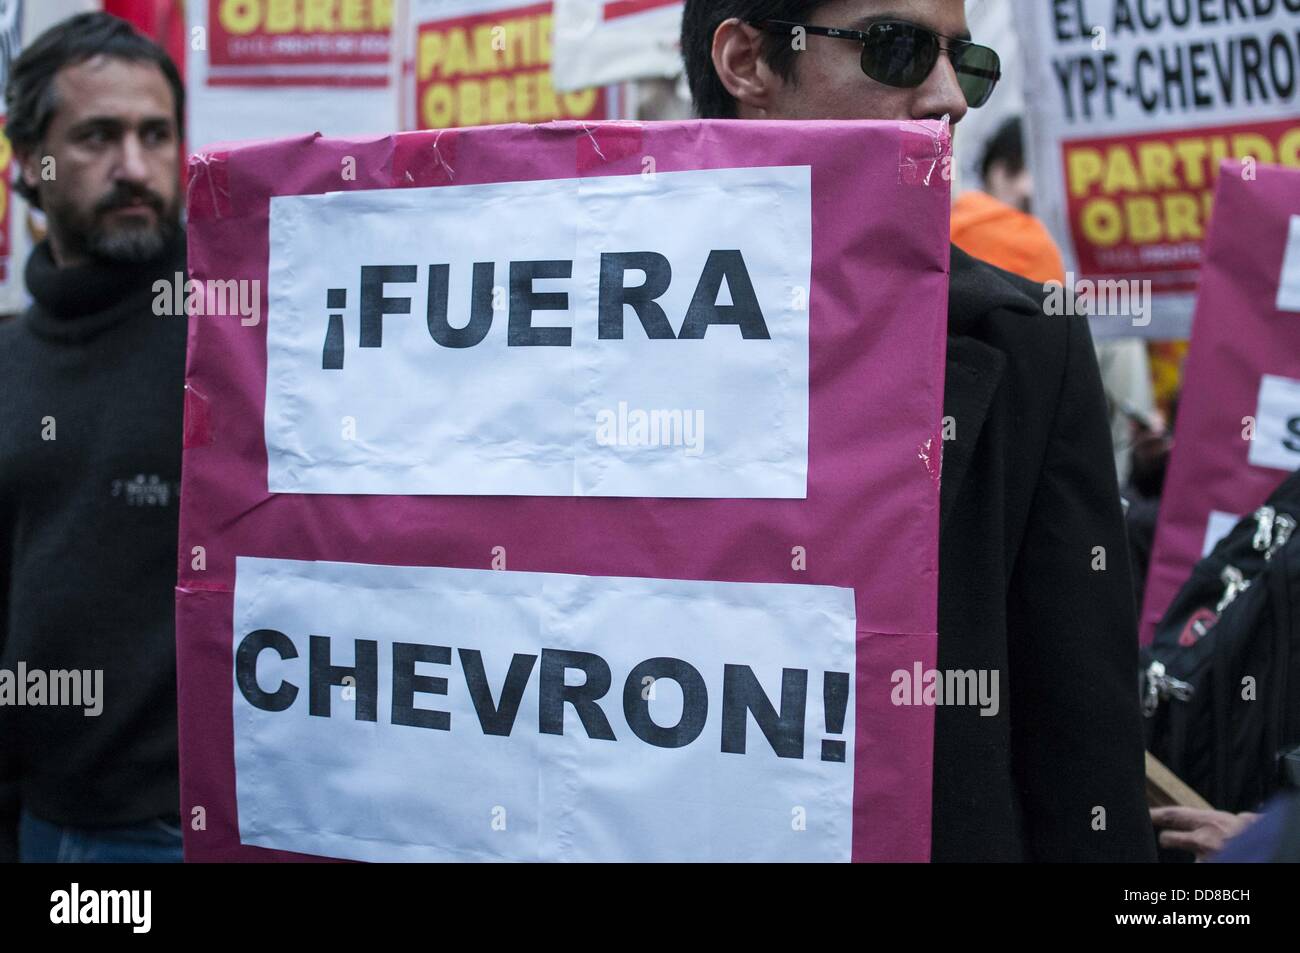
[712,18,783,115]
[17,147,42,194]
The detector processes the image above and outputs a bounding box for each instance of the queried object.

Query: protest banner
[399,0,624,130]
[186,0,398,149]
[205,0,390,85]
[178,118,952,861]
[551,0,682,91]
[1018,1,1300,339]
[1140,162,1300,644]
[0,1,23,311]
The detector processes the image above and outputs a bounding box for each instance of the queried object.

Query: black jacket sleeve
[1006,313,1157,861]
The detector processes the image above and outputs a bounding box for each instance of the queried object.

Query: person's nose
[912,53,968,125]
[115,132,151,185]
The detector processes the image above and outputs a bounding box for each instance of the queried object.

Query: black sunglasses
[757,19,1001,108]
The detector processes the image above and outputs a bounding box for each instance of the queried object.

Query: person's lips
[104,197,159,220]
[96,187,165,220]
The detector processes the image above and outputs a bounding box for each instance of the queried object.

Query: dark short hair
[980,116,1024,183]
[681,1,822,119]
[4,12,184,207]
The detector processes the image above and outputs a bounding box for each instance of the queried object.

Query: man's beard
[47,181,181,265]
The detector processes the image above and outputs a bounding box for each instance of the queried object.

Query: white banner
[265,164,812,497]
[232,556,857,862]
[551,0,683,91]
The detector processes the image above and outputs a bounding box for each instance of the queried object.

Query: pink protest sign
[178,119,952,862]
[1140,162,1300,645]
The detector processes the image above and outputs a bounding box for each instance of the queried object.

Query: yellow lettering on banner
[420,70,601,128]
[540,72,567,119]
[1233,133,1274,164]
[219,0,389,35]
[512,16,534,69]
[422,83,454,127]
[1281,128,1300,167]
[1172,139,1209,188]
[1137,142,1177,190]
[220,0,261,35]
[1125,197,1161,244]
[303,0,334,31]
[443,29,471,79]
[1164,193,1202,241]
[1067,147,1104,197]
[1064,127,1300,205]
[340,0,365,30]
[266,0,295,33]
[515,73,537,122]
[1082,199,1123,246]
[1078,193,1217,247]
[563,87,597,117]
[1103,145,1140,194]
[419,31,444,81]
[269,0,291,32]
[539,13,553,63]
[495,19,515,70]
[460,80,485,126]
[521,15,538,67]
[474,25,498,73]
[1209,136,1230,171]
[487,77,510,123]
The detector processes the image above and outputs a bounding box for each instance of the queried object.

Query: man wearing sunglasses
[682,1,1156,863]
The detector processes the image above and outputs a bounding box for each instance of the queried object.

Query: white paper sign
[232,556,857,862]
[1202,509,1240,557]
[1279,215,1300,314]
[265,165,812,497]
[1248,373,1300,472]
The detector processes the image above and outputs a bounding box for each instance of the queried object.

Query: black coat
[931,247,1156,862]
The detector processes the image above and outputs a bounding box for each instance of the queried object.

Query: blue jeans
[18,810,183,863]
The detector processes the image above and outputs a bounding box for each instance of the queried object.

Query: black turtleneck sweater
[0,236,187,858]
